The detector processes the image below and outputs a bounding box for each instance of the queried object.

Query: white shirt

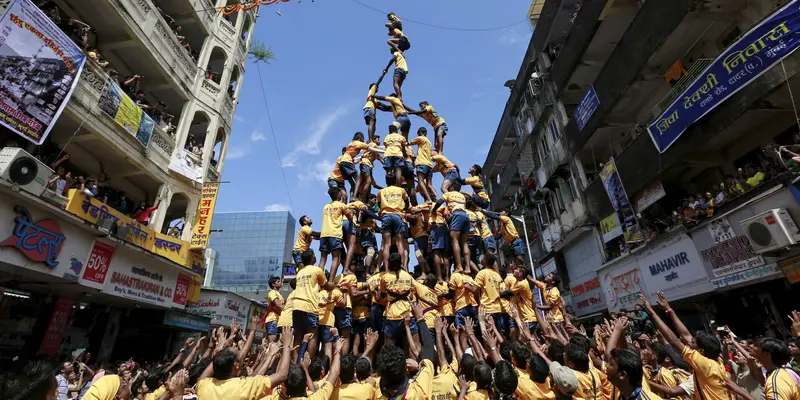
[56,374,69,400]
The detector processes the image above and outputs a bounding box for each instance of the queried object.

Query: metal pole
[512,214,537,278]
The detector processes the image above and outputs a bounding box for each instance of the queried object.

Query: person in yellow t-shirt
[432,152,461,193]
[506,265,538,333]
[473,253,505,333]
[753,338,800,400]
[407,201,432,272]
[429,201,452,283]
[449,268,478,350]
[350,263,371,354]
[356,136,385,202]
[412,273,440,339]
[277,285,295,329]
[434,280,455,326]
[318,187,354,278]
[382,123,408,183]
[292,250,336,350]
[328,149,347,194]
[380,253,419,345]
[378,175,410,271]
[402,142,418,207]
[461,164,490,209]
[432,188,470,274]
[482,209,526,265]
[332,354,377,400]
[340,132,383,203]
[333,269,360,355]
[520,354,557,400]
[381,43,408,100]
[406,100,448,153]
[291,216,318,269]
[376,92,411,135]
[410,127,437,202]
[282,339,344,400]
[265,276,284,342]
[318,288,338,357]
[744,165,766,188]
[532,273,564,325]
[387,24,410,52]
[363,83,392,143]
[81,374,128,400]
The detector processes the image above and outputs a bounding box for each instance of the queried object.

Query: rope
[255,63,296,213]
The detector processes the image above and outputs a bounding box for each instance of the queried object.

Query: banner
[711,263,782,289]
[98,80,153,147]
[648,0,800,152]
[574,85,599,132]
[599,257,645,313]
[708,217,736,244]
[633,180,666,213]
[186,290,251,327]
[0,0,86,144]
[169,148,204,183]
[600,213,623,243]
[38,296,74,356]
[81,240,116,288]
[599,158,643,244]
[700,235,765,278]
[191,182,220,250]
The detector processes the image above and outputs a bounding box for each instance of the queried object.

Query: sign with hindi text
[700,235,765,278]
[0,205,64,268]
[191,182,220,250]
[574,85,600,132]
[98,79,154,147]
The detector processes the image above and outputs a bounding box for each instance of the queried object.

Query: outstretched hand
[656,291,671,311]
[789,310,800,337]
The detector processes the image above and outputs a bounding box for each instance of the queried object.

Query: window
[536,202,549,227]
[567,175,579,202]
[551,189,564,214]
[538,134,550,160]
[549,118,560,142]
[559,180,573,206]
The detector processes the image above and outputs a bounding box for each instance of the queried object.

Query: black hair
[388,253,402,272]
[354,132,365,141]
[0,360,58,400]
[341,147,347,154]
[145,367,167,392]
[610,348,643,387]
[547,342,566,365]
[290,278,297,290]
[566,342,590,372]
[550,274,561,288]
[474,361,493,390]
[328,187,341,201]
[301,249,315,266]
[377,344,406,387]
[340,355,358,384]
[368,193,378,201]
[528,355,550,384]
[299,215,309,225]
[511,342,531,369]
[494,360,519,398]
[212,349,236,379]
[388,124,399,133]
[418,127,427,135]
[460,354,477,381]
[756,338,791,366]
[356,358,372,380]
[499,342,513,362]
[695,331,722,360]
[484,252,497,268]
[425,273,437,288]
[443,344,453,365]
[131,374,148,395]
[569,335,591,352]
[386,174,397,186]
[651,343,670,365]
[286,364,307,397]
[188,357,213,386]
[309,356,327,381]
[472,164,483,174]
[268,276,280,287]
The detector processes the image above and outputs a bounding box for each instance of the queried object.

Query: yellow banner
[153,232,189,266]
[114,93,143,135]
[191,182,221,251]
[600,213,623,243]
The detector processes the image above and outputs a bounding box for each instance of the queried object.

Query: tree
[248,40,275,64]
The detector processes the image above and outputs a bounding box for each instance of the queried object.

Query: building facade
[207,211,296,299]
[0,0,254,362]
[484,0,800,331]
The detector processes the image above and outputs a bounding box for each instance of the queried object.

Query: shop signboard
[574,85,599,132]
[647,0,800,153]
[186,290,250,327]
[163,310,210,332]
[0,0,87,145]
[778,254,800,283]
[101,249,187,309]
[570,272,606,316]
[637,233,712,301]
[539,257,557,279]
[190,182,221,250]
[599,257,645,313]
[711,263,782,289]
[0,205,65,268]
[699,236,765,278]
[633,181,666,213]
[248,302,268,337]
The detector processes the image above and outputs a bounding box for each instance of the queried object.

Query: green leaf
[248,40,275,64]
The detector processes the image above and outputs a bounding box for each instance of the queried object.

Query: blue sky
[216,0,532,228]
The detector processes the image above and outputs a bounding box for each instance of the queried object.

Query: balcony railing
[222,94,234,124]
[218,18,237,42]
[207,165,219,182]
[640,58,713,127]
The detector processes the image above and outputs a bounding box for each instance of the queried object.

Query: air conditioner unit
[0,147,53,197]
[740,208,800,253]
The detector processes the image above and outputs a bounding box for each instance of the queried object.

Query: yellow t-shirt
[360,147,379,168]
[511,279,537,323]
[515,369,555,400]
[435,281,454,317]
[476,212,493,240]
[574,368,602,400]
[144,385,166,400]
[196,375,272,400]
[465,176,490,201]
[393,51,408,73]
[321,201,348,239]
[431,205,447,225]
[277,291,295,327]
[413,280,439,328]
[364,85,378,110]
[442,191,467,212]
[474,269,503,314]
[268,381,334,400]
[432,363,458,400]
[352,280,370,320]
[501,274,515,313]
[369,272,388,306]
[81,375,121,400]
[466,210,480,237]
[534,282,564,322]
[329,155,344,183]
[265,289,283,323]
[318,290,336,327]
[745,171,766,187]
[449,272,477,311]
[378,186,408,215]
[408,211,430,239]
[376,359,434,400]
[467,389,491,400]
[293,265,328,314]
[681,347,730,400]
[410,136,433,167]
[590,363,614,400]
[386,95,407,118]
[384,133,407,157]
[332,382,377,400]
[432,154,455,173]
[381,269,414,320]
[765,368,800,400]
[499,215,520,243]
[341,140,371,164]
[293,225,313,251]
[335,273,357,309]
[421,105,445,128]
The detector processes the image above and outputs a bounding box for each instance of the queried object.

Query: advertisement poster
[633,180,666,213]
[778,254,800,283]
[600,213,623,243]
[81,240,116,288]
[98,80,153,147]
[648,0,800,152]
[169,148,204,183]
[599,158,643,244]
[700,235,765,278]
[191,182,220,250]
[38,296,74,356]
[708,217,736,244]
[599,257,645,313]
[0,0,86,145]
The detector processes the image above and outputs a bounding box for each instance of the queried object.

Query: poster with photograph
[98,79,153,147]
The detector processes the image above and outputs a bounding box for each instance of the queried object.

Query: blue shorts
[437,123,448,136]
[292,311,319,333]
[398,35,411,51]
[440,316,455,327]
[319,325,337,343]
[319,237,343,253]
[359,164,372,177]
[381,213,406,236]
[467,235,481,262]
[396,114,411,133]
[291,249,303,264]
[342,219,355,237]
[265,322,278,335]
[483,237,497,252]
[414,236,429,253]
[472,193,490,209]
[334,308,352,329]
[352,318,369,334]
[384,156,403,170]
[444,169,460,183]
[363,107,375,122]
[403,161,415,180]
[394,68,407,83]
[384,317,419,340]
[455,306,479,329]
[328,179,344,189]
[370,304,386,332]
[431,224,450,250]
[415,165,433,180]
[339,162,357,180]
[449,210,470,234]
[489,313,506,334]
[510,238,526,257]
[360,230,377,249]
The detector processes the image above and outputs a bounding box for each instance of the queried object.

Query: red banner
[39,297,75,356]
[82,241,115,284]
[174,273,191,306]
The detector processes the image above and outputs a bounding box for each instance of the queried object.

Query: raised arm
[604,316,629,360]
[326,339,344,385]
[383,57,396,73]
[266,326,294,385]
[656,292,693,345]
[182,336,205,369]
[238,316,258,366]
[640,293,686,353]
[431,198,446,214]
[434,318,448,368]
[411,301,435,361]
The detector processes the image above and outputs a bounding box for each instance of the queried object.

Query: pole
[511,214,536,278]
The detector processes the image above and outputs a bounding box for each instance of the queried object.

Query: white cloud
[225,146,251,160]
[499,27,530,46]
[282,105,349,167]
[250,130,266,142]
[234,115,246,123]
[298,159,335,183]
[264,203,291,212]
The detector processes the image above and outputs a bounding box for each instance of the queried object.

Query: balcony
[207,165,220,182]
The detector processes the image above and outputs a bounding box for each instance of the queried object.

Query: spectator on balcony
[211,151,218,167]
[134,91,152,114]
[47,166,67,196]
[87,49,109,69]
[174,26,186,42]
[114,192,129,214]
[107,69,121,85]
[122,75,142,95]
[58,18,92,50]
[744,165,766,188]
[681,199,697,224]
[132,200,161,226]
[724,174,745,197]
[152,102,169,124]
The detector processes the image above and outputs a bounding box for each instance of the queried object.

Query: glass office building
[208,211,296,296]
